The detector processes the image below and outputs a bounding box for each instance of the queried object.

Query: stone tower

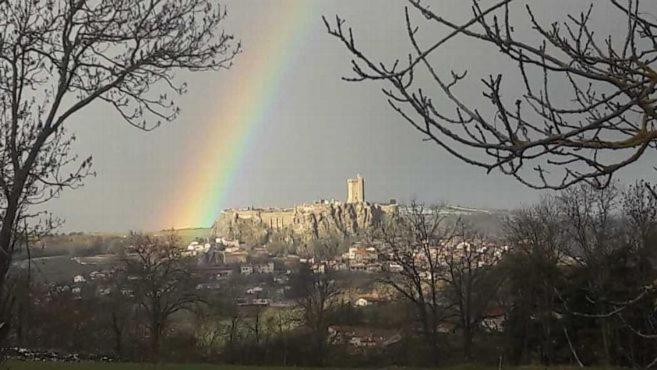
[347,174,365,203]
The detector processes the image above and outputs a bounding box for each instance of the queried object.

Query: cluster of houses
[35,233,511,354]
[328,325,402,351]
[37,267,121,300]
[186,236,512,341]
[190,238,398,310]
[293,244,392,274]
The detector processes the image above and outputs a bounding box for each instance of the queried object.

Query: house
[312,263,327,274]
[274,276,289,285]
[216,237,240,248]
[482,306,507,332]
[328,326,402,350]
[252,247,270,258]
[386,263,403,273]
[246,286,263,295]
[196,282,222,290]
[216,269,234,280]
[366,263,382,273]
[354,292,388,307]
[437,321,457,334]
[270,300,295,308]
[346,246,377,263]
[241,266,254,275]
[73,275,86,284]
[255,262,275,274]
[283,255,301,269]
[89,271,107,280]
[223,250,248,265]
[185,241,211,256]
[252,298,270,306]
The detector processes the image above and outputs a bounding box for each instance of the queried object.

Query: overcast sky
[47,0,656,232]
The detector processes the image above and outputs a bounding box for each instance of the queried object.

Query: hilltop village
[176,175,507,345]
[187,175,403,306]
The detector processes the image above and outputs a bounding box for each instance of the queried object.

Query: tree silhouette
[325,0,657,190]
[124,233,200,361]
[0,0,239,350]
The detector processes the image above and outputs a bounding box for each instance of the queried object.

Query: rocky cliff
[212,202,398,243]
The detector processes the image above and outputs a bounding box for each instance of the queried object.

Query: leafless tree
[0,0,239,348]
[623,180,657,264]
[373,203,506,361]
[371,202,456,365]
[617,181,657,367]
[556,183,623,364]
[325,0,657,190]
[104,273,137,358]
[291,266,340,366]
[503,197,569,364]
[124,233,201,361]
[550,183,657,366]
[439,226,507,360]
[558,183,621,267]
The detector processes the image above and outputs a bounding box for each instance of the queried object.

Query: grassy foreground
[4,363,336,370]
[4,363,260,370]
[2,362,620,370]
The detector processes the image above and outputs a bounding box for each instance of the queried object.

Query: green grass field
[3,362,620,370]
[4,363,337,370]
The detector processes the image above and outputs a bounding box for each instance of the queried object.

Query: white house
[73,275,86,284]
[255,262,275,274]
[246,286,263,295]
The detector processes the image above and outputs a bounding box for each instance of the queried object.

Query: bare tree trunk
[151,320,162,363]
[463,326,473,360]
[111,312,123,357]
[278,318,288,367]
[427,328,440,366]
[0,187,25,352]
[314,325,327,367]
[601,319,612,366]
[227,316,239,362]
[564,328,584,367]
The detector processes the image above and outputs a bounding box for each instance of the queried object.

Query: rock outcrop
[212,202,398,242]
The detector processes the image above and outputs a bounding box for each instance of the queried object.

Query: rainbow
[164,1,316,229]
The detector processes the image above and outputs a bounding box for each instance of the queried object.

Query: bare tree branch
[325,0,657,190]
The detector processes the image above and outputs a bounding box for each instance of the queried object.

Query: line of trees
[503,181,657,367]
[364,181,657,367]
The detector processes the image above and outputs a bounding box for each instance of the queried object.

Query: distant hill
[442,205,511,237]
[155,227,212,244]
[13,228,212,262]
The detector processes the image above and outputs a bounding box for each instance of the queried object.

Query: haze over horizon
[46,0,655,233]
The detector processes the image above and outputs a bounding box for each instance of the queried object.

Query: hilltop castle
[211,175,398,240]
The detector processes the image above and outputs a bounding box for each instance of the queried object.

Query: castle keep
[347,174,365,203]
